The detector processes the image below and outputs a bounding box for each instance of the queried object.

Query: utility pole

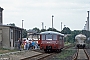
[61,22,62,31]
[52,15,54,29]
[22,20,24,28]
[87,11,89,31]
[42,22,44,29]
[0,7,4,25]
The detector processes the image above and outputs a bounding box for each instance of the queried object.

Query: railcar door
[55,35,59,49]
[61,36,64,48]
[59,35,62,49]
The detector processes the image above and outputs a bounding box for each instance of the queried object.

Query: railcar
[39,31,64,52]
[75,34,86,49]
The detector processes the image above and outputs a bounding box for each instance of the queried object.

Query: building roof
[0,7,4,11]
[0,24,24,30]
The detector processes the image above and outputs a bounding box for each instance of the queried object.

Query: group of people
[18,38,38,51]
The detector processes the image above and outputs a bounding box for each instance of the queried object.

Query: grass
[0,48,17,54]
[55,48,76,60]
[64,42,71,46]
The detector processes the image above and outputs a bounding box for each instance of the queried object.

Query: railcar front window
[42,35,45,40]
[53,35,57,40]
[46,35,52,40]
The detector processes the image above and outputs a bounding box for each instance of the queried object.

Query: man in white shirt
[25,38,29,50]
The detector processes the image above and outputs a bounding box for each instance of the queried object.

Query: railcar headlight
[47,42,50,43]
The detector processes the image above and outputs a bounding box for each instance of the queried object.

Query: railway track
[72,49,89,60]
[0,44,74,60]
[21,44,74,60]
[20,53,53,60]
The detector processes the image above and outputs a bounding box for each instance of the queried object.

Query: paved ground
[0,50,42,60]
[77,49,88,60]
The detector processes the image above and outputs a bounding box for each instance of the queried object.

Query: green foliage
[40,29,46,32]
[47,27,60,33]
[56,49,76,60]
[7,23,16,26]
[22,29,27,38]
[61,27,71,34]
[47,28,54,31]
[64,30,82,43]
[32,27,40,33]
[82,30,90,38]
[65,30,90,43]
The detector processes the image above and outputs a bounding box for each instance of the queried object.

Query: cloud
[0,0,90,30]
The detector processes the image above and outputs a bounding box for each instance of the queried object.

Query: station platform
[0,50,42,60]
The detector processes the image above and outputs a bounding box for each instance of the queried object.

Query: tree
[64,30,82,43]
[82,30,90,38]
[22,29,27,38]
[32,27,40,33]
[7,23,16,26]
[47,28,60,32]
[61,27,71,34]
[40,29,46,32]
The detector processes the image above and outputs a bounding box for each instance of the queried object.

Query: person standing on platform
[18,38,22,51]
[21,39,26,50]
[23,39,26,50]
[32,40,35,49]
[35,41,38,49]
[28,40,32,50]
[25,38,29,50]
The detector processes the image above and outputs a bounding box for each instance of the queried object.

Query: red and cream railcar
[39,31,64,52]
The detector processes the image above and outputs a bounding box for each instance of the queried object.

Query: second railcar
[39,31,64,52]
[75,34,86,49]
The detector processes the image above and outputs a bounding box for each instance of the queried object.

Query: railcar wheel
[59,49,62,52]
[56,49,60,53]
[83,44,85,49]
[44,49,47,53]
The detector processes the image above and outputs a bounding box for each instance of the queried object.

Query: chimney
[0,7,4,25]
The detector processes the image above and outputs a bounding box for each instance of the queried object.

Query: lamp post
[41,22,44,29]
[87,11,89,31]
[52,15,54,30]
[22,20,24,28]
[61,22,62,31]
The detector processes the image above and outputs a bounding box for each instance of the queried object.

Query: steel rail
[72,49,89,60]
[84,49,90,60]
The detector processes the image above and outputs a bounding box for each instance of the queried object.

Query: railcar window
[53,35,57,40]
[62,37,64,40]
[41,35,45,40]
[46,35,52,40]
[60,36,62,40]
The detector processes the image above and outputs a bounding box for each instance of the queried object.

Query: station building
[0,7,23,49]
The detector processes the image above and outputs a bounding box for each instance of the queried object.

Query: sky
[0,0,90,31]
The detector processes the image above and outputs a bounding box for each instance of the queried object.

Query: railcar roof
[40,31,64,36]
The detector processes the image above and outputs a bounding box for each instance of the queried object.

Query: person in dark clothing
[28,40,32,50]
[18,38,22,51]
